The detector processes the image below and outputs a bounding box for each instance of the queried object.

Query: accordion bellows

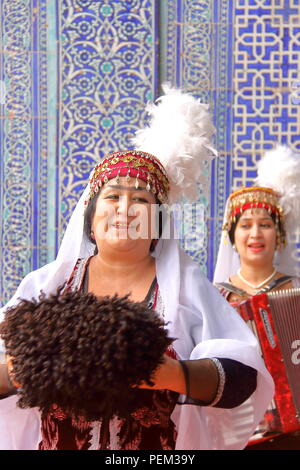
[237,288,300,440]
[0,289,174,421]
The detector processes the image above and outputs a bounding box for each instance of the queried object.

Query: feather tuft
[132,84,217,203]
[255,144,300,231]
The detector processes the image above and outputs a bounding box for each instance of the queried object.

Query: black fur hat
[0,289,175,422]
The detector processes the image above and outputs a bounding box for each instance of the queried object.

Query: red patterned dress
[39,258,178,450]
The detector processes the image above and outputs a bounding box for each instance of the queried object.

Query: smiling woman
[214,145,300,449]
[92,180,156,247]
[84,175,158,302]
[218,188,292,302]
[214,146,300,300]
[0,86,274,451]
[232,209,277,288]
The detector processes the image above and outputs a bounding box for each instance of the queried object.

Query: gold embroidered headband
[86,150,170,205]
[223,186,286,246]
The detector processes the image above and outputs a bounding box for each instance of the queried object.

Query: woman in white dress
[214,145,300,449]
[0,87,274,450]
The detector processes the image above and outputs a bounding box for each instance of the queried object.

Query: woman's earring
[91,231,95,240]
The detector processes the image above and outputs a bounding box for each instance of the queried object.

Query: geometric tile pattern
[0,0,50,304]
[58,0,158,240]
[232,0,300,188]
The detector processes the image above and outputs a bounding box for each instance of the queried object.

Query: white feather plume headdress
[132,84,217,204]
[255,144,300,232]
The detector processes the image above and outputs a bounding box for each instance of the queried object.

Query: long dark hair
[83,191,100,246]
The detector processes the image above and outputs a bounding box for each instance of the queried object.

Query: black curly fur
[0,289,174,422]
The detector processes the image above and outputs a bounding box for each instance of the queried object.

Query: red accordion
[236,288,300,442]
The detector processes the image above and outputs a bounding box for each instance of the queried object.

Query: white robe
[0,238,274,450]
[0,185,274,450]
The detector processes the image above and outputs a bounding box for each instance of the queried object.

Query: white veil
[213,198,241,284]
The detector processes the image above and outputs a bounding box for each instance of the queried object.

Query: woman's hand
[6,355,21,389]
[0,359,19,397]
[138,357,220,403]
[138,354,186,395]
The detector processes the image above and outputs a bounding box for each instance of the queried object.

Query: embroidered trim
[210,358,226,407]
[151,284,159,310]
[88,421,101,450]
[66,258,91,292]
[87,150,170,205]
[155,288,165,319]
